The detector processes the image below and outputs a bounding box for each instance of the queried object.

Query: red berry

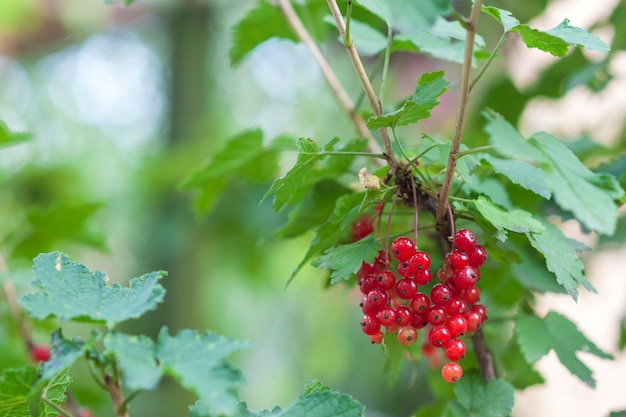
[360,314,381,335]
[397,260,412,278]
[369,331,384,344]
[366,289,388,311]
[396,278,418,299]
[359,275,379,294]
[411,313,429,329]
[409,292,430,313]
[414,268,432,285]
[453,265,479,290]
[441,362,463,383]
[461,287,481,305]
[444,297,467,316]
[358,261,376,279]
[30,344,51,363]
[397,326,418,346]
[377,308,396,326]
[408,251,431,273]
[394,306,413,326]
[468,245,487,267]
[391,237,415,261]
[352,216,374,241]
[464,311,482,332]
[426,306,446,325]
[454,229,477,252]
[428,325,451,348]
[446,314,468,337]
[472,304,488,322]
[430,283,452,306]
[447,250,469,269]
[375,270,396,290]
[444,338,466,361]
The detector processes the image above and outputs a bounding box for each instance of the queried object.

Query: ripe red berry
[411,313,428,329]
[396,278,418,299]
[428,325,451,348]
[369,331,384,344]
[454,229,477,253]
[444,338,466,361]
[397,326,418,346]
[30,344,51,363]
[375,270,396,290]
[461,287,481,305]
[397,260,412,278]
[471,304,488,322]
[414,268,432,285]
[468,244,487,267]
[430,283,452,306]
[409,292,430,313]
[366,289,388,311]
[441,362,463,383]
[391,237,415,261]
[359,275,379,294]
[464,311,482,332]
[444,297,467,316]
[453,265,479,290]
[360,315,381,335]
[426,306,446,325]
[394,306,413,326]
[448,250,470,269]
[408,251,431,273]
[445,314,468,337]
[376,308,396,326]
[352,216,374,241]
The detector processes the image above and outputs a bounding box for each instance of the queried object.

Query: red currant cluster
[357,228,488,383]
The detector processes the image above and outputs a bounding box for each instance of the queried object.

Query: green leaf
[104,332,162,391]
[453,372,514,417]
[0,120,31,148]
[618,315,626,351]
[473,196,544,240]
[511,250,567,294]
[516,312,612,387]
[191,380,364,417]
[0,366,71,417]
[40,329,87,381]
[527,222,594,301]
[499,341,544,389]
[311,234,380,284]
[610,412,626,417]
[485,111,624,235]
[482,155,551,199]
[183,130,293,214]
[353,0,449,33]
[546,19,611,53]
[482,6,520,32]
[367,71,448,129]
[156,327,251,416]
[19,252,166,328]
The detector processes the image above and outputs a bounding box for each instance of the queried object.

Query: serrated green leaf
[191,380,364,417]
[499,340,544,389]
[40,329,87,381]
[511,250,567,294]
[473,196,545,239]
[367,71,448,129]
[0,120,31,148]
[527,222,594,301]
[515,312,612,387]
[0,366,70,417]
[311,234,380,284]
[156,328,251,416]
[183,130,293,214]
[19,252,166,328]
[482,6,520,32]
[485,111,624,235]
[546,19,610,53]
[482,155,551,199]
[453,372,514,417]
[104,332,162,391]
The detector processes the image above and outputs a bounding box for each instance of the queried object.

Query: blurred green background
[0,0,624,416]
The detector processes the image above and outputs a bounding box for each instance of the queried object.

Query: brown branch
[325,0,401,172]
[277,0,380,152]
[472,328,496,380]
[435,0,484,224]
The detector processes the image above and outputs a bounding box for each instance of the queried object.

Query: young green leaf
[452,372,515,417]
[515,312,613,387]
[311,234,380,284]
[527,222,594,301]
[156,327,251,416]
[40,329,87,381]
[367,71,448,129]
[473,196,545,240]
[0,120,31,148]
[482,6,520,32]
[0,366,71,417]
[19,252,166,328]
[189,380,365,417]
[104,332,162,391]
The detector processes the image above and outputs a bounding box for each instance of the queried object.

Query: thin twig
[325,0,400,172]
[472,328,496,380]
[277,0,378,151]
[435,0,484,224]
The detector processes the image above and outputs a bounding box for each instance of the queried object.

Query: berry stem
[435,0,484,224]
[410,174,419,245]
[447,203,455,249]
[472,327,496,380]
[470,33,508,90]
[277,0,378,151]
[385,193,398,264]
